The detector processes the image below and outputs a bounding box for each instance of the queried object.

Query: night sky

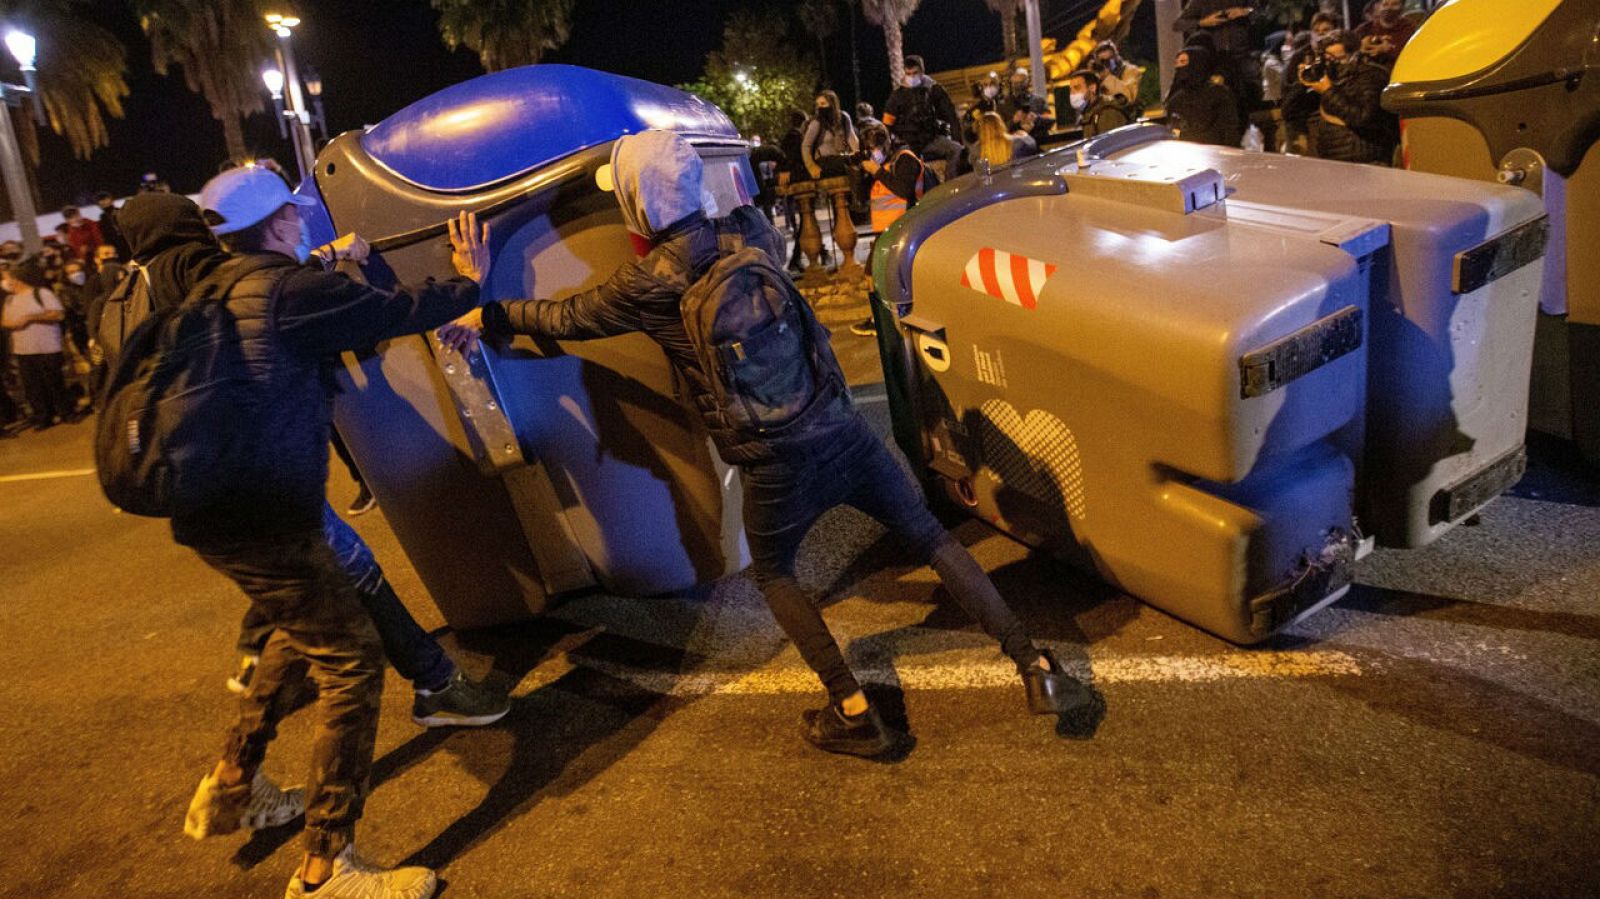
[28,0,1156,210]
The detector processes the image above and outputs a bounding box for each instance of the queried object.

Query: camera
[1299,56,1328,83]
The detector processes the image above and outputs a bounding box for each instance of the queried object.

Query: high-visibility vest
[869,150,927,232]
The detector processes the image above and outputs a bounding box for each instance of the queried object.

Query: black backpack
[94,258,277,518]
[94,262,152,364]
[679,245,845,441]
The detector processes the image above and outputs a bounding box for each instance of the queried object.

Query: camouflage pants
[195,530,385,859]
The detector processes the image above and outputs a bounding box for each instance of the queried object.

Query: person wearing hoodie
[119,171,488,899]
[1165,44,1242,147]
[439,129,1103,759]
[883,55,964,170]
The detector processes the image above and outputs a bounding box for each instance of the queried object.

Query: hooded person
[1165,44,1242,146]
[439,129,1103,759]
[882,55,964,168]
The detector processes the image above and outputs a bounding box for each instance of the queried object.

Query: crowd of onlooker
[743,0,1430,288]
[1164,0,1422,163]
[0,176,170,434]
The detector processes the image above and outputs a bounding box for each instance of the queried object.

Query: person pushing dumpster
[438,129,1103,757]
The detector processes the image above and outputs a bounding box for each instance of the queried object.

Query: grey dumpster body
[873,125,1547,643]
[297,65,753,628]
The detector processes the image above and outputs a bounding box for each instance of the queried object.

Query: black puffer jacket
[1315,57,1396,164]
[167,254,481,546]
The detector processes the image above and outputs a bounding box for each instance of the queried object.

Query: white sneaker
[184,770,305,839]
[283,845,436,899]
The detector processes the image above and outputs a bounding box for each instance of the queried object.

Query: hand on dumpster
[314,233,370,265]
[449,210,492,285]
[437,307,484,355]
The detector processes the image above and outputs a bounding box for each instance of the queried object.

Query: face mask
[282,217,311,263]
[870,149,886,165]
[903,76,919,89]
[1069,91,1088,111]
[68,272,86,285]
[982,85,998,99]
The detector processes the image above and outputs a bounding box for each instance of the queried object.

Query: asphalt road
[2,382,1598,898]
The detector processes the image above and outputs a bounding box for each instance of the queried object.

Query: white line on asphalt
[537,649,1363,698]
[0,467,97,484]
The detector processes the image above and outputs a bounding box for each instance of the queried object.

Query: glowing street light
[0,27,43,249]
[262,12,316,179]
[4,29,35,71]
[261,67,284,100]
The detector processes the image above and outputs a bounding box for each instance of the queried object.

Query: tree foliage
[860,0,920,89]
[0,0,129,159]
[431,0,575,72]
[134,0,273,163]
[797,0,837,86]
[680,9,817,141]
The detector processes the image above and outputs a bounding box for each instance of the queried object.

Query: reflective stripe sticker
[960,247,1058,309]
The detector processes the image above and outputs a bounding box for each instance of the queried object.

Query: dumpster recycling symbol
[961,248,1058,309]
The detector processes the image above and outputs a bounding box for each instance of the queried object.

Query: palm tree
[861,0,921,89]
[431,0,576,72]
[0,0,129,160]
[134,0,273,164]
[985,0,1021,60]
[797,0,837,88]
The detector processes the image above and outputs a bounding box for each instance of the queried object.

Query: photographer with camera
[1091,41,1145,108]
[1298,30,1398,165]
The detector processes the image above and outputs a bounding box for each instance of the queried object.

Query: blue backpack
[678,245,845,437]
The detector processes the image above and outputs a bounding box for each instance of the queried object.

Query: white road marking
[0,467,96,484]
[520,648,1363,698]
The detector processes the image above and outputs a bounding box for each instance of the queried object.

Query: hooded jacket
[484,130,850,465]
[114,194,482,544]
[1166,45,1241,147]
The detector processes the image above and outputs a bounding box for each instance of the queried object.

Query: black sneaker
[801,703,895,757]
[848,317,877,337]
[347,483,376,516]
[1023,649,1092,713]
[412,671,511,728]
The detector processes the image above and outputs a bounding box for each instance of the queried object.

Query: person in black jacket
[153,166,487,899]
[1166,44,1242,147]
[440,129,1102,758]
[883,55,964,169]
[1302,30,1397,165]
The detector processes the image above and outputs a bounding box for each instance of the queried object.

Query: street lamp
[301,64,327,141]
[261,67,288,138]
[0,26,45,251]
[263,12,316,181]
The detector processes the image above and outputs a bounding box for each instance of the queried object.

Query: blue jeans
[236,502,454,692]
[742,413,1037,703]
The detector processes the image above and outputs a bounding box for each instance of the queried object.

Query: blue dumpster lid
[360,64,740,193]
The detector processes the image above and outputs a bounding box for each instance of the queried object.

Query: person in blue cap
[169,163,489,899]
[440,130,1104,759]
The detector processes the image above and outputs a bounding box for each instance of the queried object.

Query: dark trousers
[16,352,70,424]
[196,531,384,859]
[238,502,454,692]
[742,413,1037,703]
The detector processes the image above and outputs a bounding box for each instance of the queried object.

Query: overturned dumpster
[873,125,1546,643]
[297,66,757,628]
